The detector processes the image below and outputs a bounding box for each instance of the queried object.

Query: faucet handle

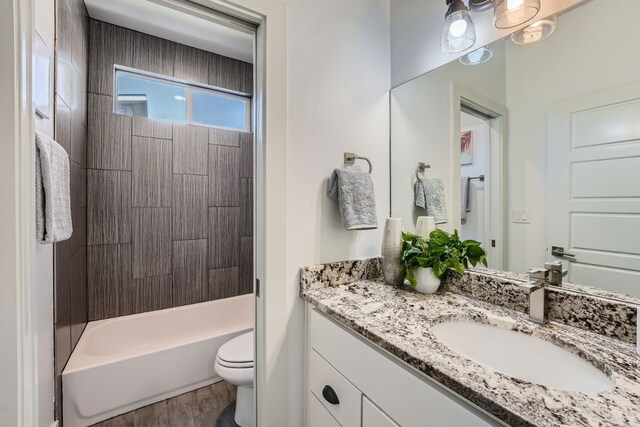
[518,281,543,293]
[527,267,550,281]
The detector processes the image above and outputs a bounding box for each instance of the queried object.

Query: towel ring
[344,152,373,174]
[415,162,431,179]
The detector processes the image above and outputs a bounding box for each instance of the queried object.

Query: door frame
[1,0,39,425]
[450,82,509,270]
[6,0,290,425]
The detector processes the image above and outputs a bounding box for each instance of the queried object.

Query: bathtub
[62,294,254,427]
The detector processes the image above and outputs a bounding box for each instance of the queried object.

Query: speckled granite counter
[300,261,640,427]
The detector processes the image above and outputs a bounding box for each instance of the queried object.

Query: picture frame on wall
[460,130,472,165]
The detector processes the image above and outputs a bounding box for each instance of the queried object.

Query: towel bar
[344,152,372,174]
[415,162,431,179]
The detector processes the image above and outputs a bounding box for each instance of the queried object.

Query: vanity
[300,259,640,427]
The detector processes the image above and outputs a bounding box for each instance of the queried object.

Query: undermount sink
[431,321,615,394]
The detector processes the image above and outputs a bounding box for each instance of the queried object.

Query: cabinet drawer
[363,396,399,427]
[309,348,361,427]
[309,307,499,427]
[308,393,342,427]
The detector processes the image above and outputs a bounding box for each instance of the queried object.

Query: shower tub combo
[62,294,254,427]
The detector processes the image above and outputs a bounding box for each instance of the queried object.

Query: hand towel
[36,131,73,243]
[461,176,471,220]
[414,177,447,224]
[327,169,378,230]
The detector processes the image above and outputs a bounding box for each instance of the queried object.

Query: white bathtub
[62,294,254,427]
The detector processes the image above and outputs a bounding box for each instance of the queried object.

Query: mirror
[390,0,640,298]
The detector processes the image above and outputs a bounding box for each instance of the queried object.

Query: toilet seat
[216,331,254,368]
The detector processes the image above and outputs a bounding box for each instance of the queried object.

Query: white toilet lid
[218,331,254,365]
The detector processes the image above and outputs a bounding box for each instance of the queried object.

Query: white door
[547,81,640,295]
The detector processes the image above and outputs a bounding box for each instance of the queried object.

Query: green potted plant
[400,229,488,294]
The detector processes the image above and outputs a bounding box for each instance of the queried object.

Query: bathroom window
[115,68,251,132]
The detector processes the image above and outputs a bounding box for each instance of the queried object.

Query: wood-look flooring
[91,381,239,427]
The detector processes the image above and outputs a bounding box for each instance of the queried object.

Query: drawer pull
[322,385,340,405]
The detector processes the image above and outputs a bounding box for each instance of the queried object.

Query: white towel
[327,169,378,230]
[36,131,73,243]
[461,176,471,220]
[414,177,447,224]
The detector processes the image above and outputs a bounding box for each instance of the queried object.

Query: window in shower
[115,68,251,132]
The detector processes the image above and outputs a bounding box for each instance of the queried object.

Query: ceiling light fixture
[493,0,540,29]
[468,0,495,13]
[441,0,477,54]
[459,46,493,65]
[511,14,557,44]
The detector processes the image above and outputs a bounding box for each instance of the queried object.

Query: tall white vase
[416,216,436,239]
[381,218,404,286]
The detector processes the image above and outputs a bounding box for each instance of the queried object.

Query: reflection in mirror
[390,0,640,298]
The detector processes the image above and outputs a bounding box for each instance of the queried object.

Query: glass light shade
[459,46,493,65]
[511,14,557,45]
[494,0,540,29]
[441,10,476,53]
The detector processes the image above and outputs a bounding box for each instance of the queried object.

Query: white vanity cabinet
[306,305,503,427]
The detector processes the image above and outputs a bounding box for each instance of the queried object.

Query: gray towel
[461,176,471,220]
[327,169,378,230]
[414,177,447,224]
[36,131,73,243]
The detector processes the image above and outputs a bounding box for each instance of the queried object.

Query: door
[547,81,640,295]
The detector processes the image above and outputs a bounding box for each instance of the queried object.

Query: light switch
[513,208,530,224]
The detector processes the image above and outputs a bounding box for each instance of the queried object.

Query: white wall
[390,42,505,235]
[34,0,56,424]
[505,0,640,273]
[390,0,585,86]
[286,0,391,424]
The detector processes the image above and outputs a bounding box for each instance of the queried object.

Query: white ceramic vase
[415,216,436,239]
[413,267,441,294]
[381,218,405,286]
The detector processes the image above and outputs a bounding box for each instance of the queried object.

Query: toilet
[215,331,254,427]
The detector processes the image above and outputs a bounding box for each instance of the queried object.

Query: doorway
[451,83,508,270]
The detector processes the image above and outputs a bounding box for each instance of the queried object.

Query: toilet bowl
[215,331,254,427]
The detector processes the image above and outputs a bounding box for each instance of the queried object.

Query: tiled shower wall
[54,0,89,420]
[86,20,254,320]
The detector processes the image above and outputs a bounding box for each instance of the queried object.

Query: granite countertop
[301,278,640,427]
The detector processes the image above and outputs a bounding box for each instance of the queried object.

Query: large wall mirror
[390,0,640,298]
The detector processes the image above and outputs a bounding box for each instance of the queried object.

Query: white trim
[1,0,39,425]
[451,82,509,270]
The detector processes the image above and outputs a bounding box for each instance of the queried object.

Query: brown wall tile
[209,128,239,147]
[239,133,253,178]
[208,267,239,300]
[132,208,172,278]
[174,44,209,85]
[88,94,131,170]
[173,240,208,306]
[132,32,175,76]
[87,169,131,245]
[208,145,239,207]
[133,117,173,140]
[88,19,133,96]
[240,236,253,294]
[132,136,172,207]
[88,244,128,320]
[173,174,207,240]
[240,178,253,237]
[208,207,239,268]
[121,275,173,315]
[173,124,208,175]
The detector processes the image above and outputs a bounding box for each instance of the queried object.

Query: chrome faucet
[518,267,549,324]
[545,261,568,286]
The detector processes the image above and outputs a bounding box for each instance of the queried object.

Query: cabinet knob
[322,385,340,405]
